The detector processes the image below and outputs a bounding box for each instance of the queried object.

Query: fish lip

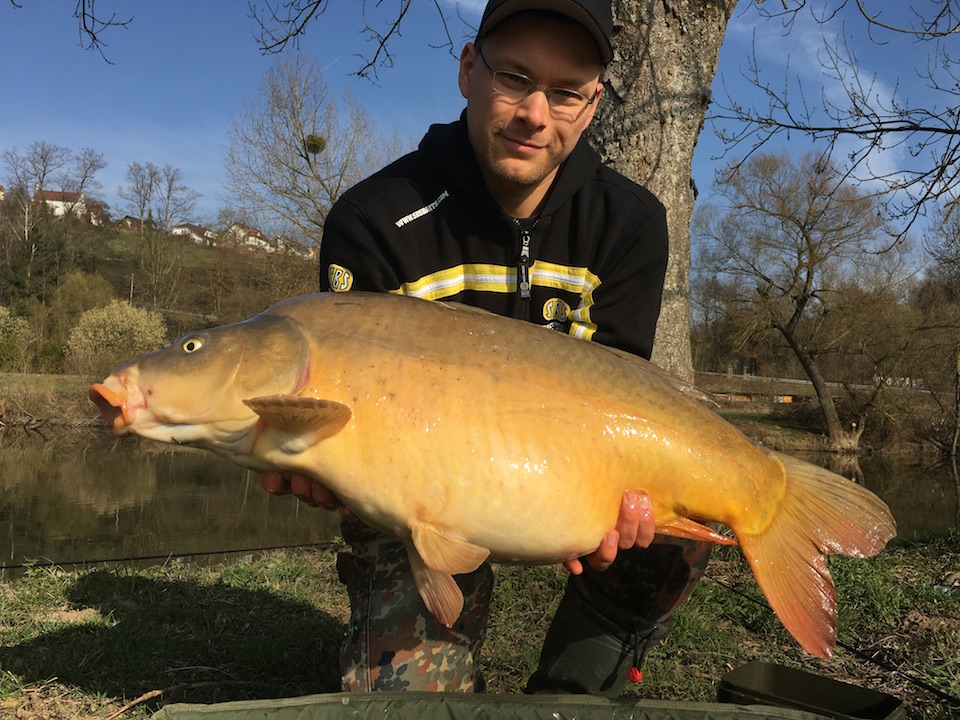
[89,381,134,435]
[89,382,125,434]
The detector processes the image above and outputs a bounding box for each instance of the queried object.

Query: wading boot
[524,572,671,698]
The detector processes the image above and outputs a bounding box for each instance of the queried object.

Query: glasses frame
[475,46,600,122]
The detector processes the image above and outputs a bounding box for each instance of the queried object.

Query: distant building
[36,189,103,226]
[275,235,316,260]
[223,223,277,253]
[171,222,218,246]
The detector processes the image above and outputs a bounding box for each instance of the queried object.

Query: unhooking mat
[153,692,833,720]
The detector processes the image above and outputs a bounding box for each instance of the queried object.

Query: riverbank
[0,537,957,719]
[0,372,100,431]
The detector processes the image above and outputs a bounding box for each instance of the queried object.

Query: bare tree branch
[709,2,960,232]
[72,0,133,63]
[248,0,332,56]
[248,0,457,80]
[760,1,960,39]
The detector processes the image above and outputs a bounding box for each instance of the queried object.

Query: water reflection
[783,451,958,539]
[1,432,956,574]
[0,431,340,573]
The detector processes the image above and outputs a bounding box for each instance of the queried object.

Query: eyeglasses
[476,46,599,122]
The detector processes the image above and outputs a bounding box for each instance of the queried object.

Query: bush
[37,340,67,374]
[66,301,166,376]
[0,305,34,372]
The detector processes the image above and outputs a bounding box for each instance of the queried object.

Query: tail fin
[738,452,896,658]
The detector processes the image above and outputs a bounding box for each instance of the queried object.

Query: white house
[223,223,277,253]
[275,235,316,260]
[172,222,218,246]
[36,190,103,226]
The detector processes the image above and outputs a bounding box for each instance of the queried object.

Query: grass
[0,372,100,430]
[0,531,957,720]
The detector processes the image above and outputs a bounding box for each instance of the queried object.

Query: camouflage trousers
[336,514,713,693]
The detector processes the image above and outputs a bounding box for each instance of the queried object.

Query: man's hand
[260,471,345,512]
[564,489,655,575]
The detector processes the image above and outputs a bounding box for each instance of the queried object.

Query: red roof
[37,190,82,203]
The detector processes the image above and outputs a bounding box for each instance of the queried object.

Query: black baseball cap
[477,0,614,65]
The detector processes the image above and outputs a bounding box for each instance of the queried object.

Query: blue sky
[0,1,938,227]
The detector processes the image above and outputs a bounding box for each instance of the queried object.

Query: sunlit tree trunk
[589,0,736,380]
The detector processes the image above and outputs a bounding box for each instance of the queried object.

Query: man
[262,0,712,696]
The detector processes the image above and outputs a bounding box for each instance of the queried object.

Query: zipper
[514,218,540,319]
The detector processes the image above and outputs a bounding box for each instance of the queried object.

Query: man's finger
[632,490,655,548]
[289,474,320,506]
[616,489,643,549]
[617,489,655,549]
[260,471,291,495]
[584,530,619,572]
[309,480,343,511]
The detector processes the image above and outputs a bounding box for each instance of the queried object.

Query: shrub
[0,305,34,372]
[37,340,67,374]
[66,301,166,376]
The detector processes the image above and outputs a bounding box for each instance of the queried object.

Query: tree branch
[248,0,456,80]
[72,0,133,64]
[709,2,960,232]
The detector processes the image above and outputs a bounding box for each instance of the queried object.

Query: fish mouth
[89,379,137,435]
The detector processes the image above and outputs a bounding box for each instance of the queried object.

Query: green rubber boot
[524,573,670,697]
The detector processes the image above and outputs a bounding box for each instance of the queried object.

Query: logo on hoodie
[542,298,571,323]
[328,264,354,292]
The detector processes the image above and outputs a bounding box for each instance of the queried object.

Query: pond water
[0,431,340,575]
[0,431,956,574]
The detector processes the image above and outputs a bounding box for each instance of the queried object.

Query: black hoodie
[319,116,668,359]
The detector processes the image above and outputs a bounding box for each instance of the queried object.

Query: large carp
[90,292,895,658]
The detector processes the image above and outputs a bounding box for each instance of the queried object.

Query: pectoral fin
[244,395,351,453]
[406,544,464,628]
[656,517,738,545]
[411,521,491,575]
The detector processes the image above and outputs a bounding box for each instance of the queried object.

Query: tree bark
[589,0,736,380]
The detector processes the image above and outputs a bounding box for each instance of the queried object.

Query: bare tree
[709,1,960,231]
[2,141,72,195]
[223,53,407,249]
[118,161,160,236]
[694,150,911,450]
[1,142,72,279]
[155,164,201,233]
[50,147,107,218]
[137,229,184,310]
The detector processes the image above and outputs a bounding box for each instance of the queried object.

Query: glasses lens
[549,88,589,109]
[492,71,533,100]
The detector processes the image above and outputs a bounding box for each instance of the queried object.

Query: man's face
[458,14,604,206]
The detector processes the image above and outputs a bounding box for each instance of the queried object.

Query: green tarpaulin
[154,692,831,720]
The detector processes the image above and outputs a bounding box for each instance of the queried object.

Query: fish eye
[181,336,204,353]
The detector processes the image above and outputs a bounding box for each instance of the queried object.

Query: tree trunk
[783,328,863,452]
[589,0,736,380]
